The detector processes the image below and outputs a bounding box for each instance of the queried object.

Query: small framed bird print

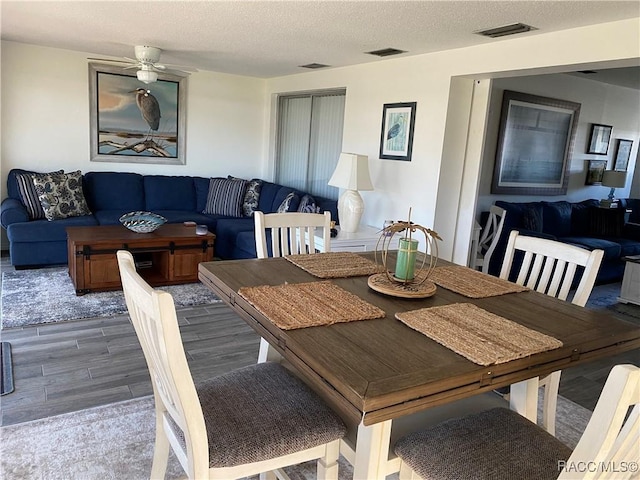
[89,63,187,165]
[379,102,417,161]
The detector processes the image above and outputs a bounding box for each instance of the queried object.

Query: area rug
[0,342,14,396]
[0,393,591,480]
[586,281,640,327]
[1,267,220,329]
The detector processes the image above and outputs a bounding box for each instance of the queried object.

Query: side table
[314,225,399,253]
[618,255,640,306]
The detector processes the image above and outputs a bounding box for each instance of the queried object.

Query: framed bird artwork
[379,102,417,161]
[88,63,187,165]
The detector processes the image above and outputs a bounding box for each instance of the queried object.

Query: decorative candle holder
[368,210,441,298]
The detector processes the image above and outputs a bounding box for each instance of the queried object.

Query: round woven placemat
[367,273,437,298]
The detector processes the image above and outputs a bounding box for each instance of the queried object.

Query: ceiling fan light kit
[137,69,158,84]
[89,45,195,84]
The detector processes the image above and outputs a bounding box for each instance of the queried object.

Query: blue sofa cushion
[541,201,572,238]
[194,176,211,213]
[15,169,64,219]
[214,218,255,259]
[558,236,622,260]
[84,172,145,212]
[522,205,543,232]
[571,200,599,236]
[613,237,640,257]
[144,175,196,211]
[7,215,98,242]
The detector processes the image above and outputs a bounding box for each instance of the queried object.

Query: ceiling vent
[366,48,406,57]
[475,23,537,38]
[578,70,598,74]
[299,63,330,69]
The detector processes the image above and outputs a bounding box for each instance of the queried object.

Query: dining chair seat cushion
[394,407,572,480]
[193,361,347,468]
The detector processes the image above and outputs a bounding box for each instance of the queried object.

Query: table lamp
[601,170,627,207]
[328,153,374,232]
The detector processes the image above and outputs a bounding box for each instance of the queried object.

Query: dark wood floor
[1,255,638,425]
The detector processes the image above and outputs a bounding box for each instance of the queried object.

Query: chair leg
[259,471,277,480]
[399,460,421,480]
[257,337,283,363]
[317,440,340,480]
[540,371,561,436]
[150,414,170,480]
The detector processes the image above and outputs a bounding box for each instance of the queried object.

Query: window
[276,90,346,199]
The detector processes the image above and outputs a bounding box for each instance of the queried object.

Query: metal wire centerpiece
[368,214,442,298]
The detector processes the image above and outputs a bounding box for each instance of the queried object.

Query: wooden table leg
[353,419,392,480]
[509,376,539,422]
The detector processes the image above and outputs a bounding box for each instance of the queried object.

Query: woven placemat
[429,265,528,298]
[238,281,386,330]
[285,252,385,278]
[396,303,563,366]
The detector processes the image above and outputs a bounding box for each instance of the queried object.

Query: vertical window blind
[276,90,346,200]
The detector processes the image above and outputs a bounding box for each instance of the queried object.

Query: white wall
[265,17,640,261]
[0,41,267,194]
[476,74,640,215]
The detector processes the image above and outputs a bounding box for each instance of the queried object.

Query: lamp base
[338,190,364,233]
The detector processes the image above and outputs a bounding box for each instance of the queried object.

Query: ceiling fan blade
[87,57,135,65]
[160,63,199,73]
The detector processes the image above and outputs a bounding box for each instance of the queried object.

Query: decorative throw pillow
[297,194,319,214]
[203,177,247,217]
[15,170,64,220]
[32,170,92,221]
[277,192,298,213]
[242,179,263,217]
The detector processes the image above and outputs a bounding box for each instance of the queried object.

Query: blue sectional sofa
[1,169,338,268]
[485,198,640,284]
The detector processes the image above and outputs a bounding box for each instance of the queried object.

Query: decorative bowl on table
[119,211,167,233]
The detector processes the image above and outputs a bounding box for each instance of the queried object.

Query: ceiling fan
[88,45,197,84]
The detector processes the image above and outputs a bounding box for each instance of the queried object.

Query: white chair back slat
[545,258,563,298]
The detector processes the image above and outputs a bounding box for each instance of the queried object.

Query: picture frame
[585,159,607,185]
[587,123,612,155]
[379,102,417,161]
[491,90,581,195]
[614,139,633,171]
[89,63,187,165]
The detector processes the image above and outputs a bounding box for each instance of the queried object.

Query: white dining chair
[254,210,332,258]
[394,363,640,480]
[116,250,346,480]
[254,210,332,362]
[499,230,605,435]
[474,205,506,274]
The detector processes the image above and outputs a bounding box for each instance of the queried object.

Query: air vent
[578,70,598,74]
[475,23,537,38]
[299,63,330,69]
[366,48,406,57]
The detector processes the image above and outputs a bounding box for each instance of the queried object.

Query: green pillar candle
[395,237,418,281]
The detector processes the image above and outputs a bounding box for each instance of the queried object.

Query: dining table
[198,252,640,480]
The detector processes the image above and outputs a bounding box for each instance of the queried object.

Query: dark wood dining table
[199,254,640,480]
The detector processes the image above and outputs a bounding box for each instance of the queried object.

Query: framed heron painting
[379,102,417,161]
[89,63,187,165]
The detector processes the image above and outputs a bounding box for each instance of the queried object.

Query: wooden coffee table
[67,224,215,295]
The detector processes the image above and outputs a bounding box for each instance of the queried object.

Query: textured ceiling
[1,1,639,78]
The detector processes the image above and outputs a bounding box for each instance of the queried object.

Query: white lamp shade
[328,153,374,191]
[137,69,158,84]
[602,170,627,188]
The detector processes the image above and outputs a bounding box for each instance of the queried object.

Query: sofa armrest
[1,197,28,228]
[622,222,640,241]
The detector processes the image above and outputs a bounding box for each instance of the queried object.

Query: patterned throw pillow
[32,170,92,221]
[297,194,319,214]
[242,179,263,217]
[15,170,64,220]
[277,192,298,213]
[203,177,247,217]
